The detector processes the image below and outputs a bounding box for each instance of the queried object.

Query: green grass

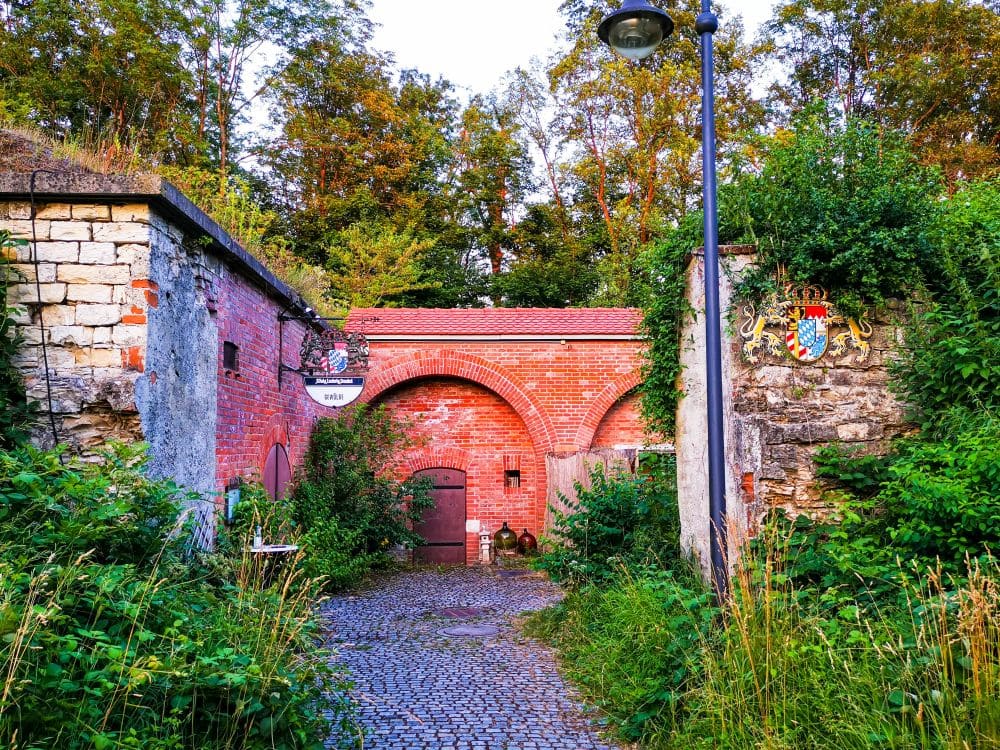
[529,554,1000,750]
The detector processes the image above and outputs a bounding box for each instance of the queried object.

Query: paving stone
[321,567,621,750]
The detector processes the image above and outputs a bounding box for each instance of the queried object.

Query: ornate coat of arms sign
[740,282,872,364]
[298,329,370,407]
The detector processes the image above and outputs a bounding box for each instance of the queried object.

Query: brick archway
[402,447,472,475]
[361,350,558,455]
[574,370,645,448]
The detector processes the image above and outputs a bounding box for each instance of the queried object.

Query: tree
[326,222,439,308]
[538,0,764,305]
[451,95,535,303]
[765,0,1000,184]
[0,0,197,159]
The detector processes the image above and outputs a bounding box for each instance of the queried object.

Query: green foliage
[893,179,1000,434]
[765,0,1000,183]
[291,403,433,591]
[640,212,698,435]
[0,232,36,448]
[525,568,717,741]
[734,106,940,317]
[0,443,349,749]
[538,457,679,588]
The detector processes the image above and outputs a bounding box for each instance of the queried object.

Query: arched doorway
[413,468,467,564]
[263,443,291,501]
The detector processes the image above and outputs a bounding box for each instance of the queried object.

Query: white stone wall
[2,200,154,449]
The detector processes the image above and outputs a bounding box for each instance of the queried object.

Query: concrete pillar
[675,245,755,580]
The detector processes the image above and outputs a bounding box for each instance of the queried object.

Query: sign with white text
[304,376,365,407]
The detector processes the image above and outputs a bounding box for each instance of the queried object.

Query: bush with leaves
[0,443,351,749]
[538,456,680,588]
[732,105,940,317]
[893,179,1000,436]
[291,403,433,591]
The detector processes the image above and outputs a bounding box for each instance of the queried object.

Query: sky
[368,0,779,98]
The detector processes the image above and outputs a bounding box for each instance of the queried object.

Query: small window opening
[504,469,521,489]
[223,341,239,372]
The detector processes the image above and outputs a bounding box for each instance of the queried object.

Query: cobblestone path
[320,566,622,750]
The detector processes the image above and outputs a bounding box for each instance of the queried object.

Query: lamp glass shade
[597,1,674,60]
[607,16,664,58]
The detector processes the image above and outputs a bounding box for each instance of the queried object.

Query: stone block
[112,324,147,347]
[115,243,150,276]
[41,305,75,327]
[8,306,31,325]
[3,239,32,262]
[28,381,84,413]
[12,345,40,369]
[19,325,43,345]
[67,284,114,303]
[75,347,120,368]
[7,202,32,219]
[9,283,67,304]
[4,219,48,240]
[49,325,94,347]
[75,303,122,326]
[10,263,56,283]
[35,241,79,263]
[92,327,112,345]
[58,264,131,284]
[836,422,876,442]
[765,422,838,444]
[78,242,117,264]
[92,222,148,243]
[110,204,151,223]
[72,204,111,221]
[36,204,72,220]
[50,221,92,241]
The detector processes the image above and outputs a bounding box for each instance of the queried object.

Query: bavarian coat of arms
[740,281,872,364]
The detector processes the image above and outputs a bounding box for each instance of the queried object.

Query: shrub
[291,403,432,591]
[538,456,679,588]
[0,443,351,749]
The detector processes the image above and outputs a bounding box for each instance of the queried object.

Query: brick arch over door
[403,447,472,476]
[574,369,646,448]
[361,350,558,455]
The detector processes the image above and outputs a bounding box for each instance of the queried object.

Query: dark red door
[263,443,291,501]
[414,468,466,564]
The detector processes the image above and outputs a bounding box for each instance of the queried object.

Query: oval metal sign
[304,376,365,408]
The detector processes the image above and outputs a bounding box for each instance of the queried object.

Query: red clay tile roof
[346,308,643,336]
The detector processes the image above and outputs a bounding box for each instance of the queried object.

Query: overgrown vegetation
[0,443,353,749]
[538,455,680,587]
[289,404,433,591]
[543,144,1000,746]
[0,237,352,747]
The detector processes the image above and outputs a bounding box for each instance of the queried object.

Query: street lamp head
[597,0,674,60]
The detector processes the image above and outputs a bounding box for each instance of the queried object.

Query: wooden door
[413,468,467,564]
[263,443,291,501]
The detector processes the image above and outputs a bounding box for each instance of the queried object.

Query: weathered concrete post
[676,245,755,579]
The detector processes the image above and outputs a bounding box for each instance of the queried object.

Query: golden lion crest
[740,280,872,364]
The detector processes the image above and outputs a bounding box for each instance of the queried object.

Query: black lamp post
[598,0,728,596]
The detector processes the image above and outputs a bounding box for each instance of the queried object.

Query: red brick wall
[359,335,650,561]
[591,390,645,449]
[214,270,327,493]
[380,378,539,563]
